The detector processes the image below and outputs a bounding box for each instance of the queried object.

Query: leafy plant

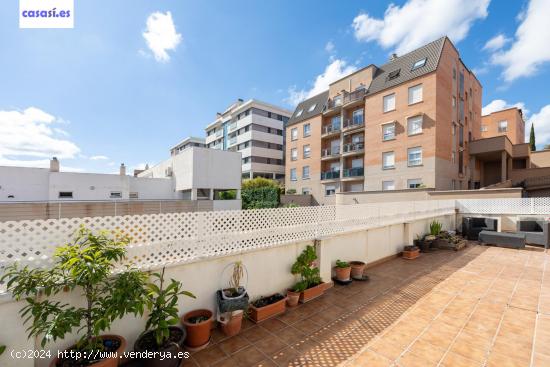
[242,177,280,190]
[143,267,195,348]
[217,190,237,200]
[0,345,5,356]
[291,246,321,290]
[285,189,297,195]
[429,220,442,236]
[1,227,149,351]
[335,260,350,268]
[282,202,299,208]
[241,178,281,209]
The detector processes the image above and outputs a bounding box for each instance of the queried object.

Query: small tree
[241,177,280,209]
[1,227,149,351]
[291,245,321,291]
[530,123,536,151]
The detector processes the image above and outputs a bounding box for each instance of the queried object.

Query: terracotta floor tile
[269,347,302,366]
[486,352,530,367]
[369,337,404,360]
[258,318,288,333]
[533,352,550,367]
[193,345,228,367]
[491,338,532,363]
[449,338,488,362]
[348,349,392,367]
[407,339,446,364]
[241,326,272,343]
[254,335,288,355]
[275,327,306,345]
[293,318,321,334]
[231,346,267,367]
[218,335,251,355]
[441,351,483,367]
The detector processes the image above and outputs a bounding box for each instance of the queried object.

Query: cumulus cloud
[325,41,335,53]
[352,0,489,54]
[482,99,528,116]
[490,0,550,82]
[0,107,80,168]
[483,34,511,52]
[142,11,182,62]
[529,105,550,148]
[285,59,357,106]
[90,155,109,161]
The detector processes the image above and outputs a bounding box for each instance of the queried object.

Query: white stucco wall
[0,166,50,201]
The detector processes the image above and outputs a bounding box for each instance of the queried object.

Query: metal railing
[343,167,364,178]
[343,89,366,105]
[343,118,364,130]
[322,147,340,157]
[343,142,364,153]
[322,124,341,135]
[321,170,340,180]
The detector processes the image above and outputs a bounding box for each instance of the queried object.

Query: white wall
[49,172,130,200]
[128,177,176,200]
[0,166,49,201]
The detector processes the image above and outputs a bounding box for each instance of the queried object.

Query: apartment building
[481,107,525,145]
[204,99,291,180]
[286,37,482,204]
[170,136,206,156]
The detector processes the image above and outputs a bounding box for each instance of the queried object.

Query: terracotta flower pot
[220,310,243,337]
[334,266,352,281]
[286,290,300,307]
[350,261,366,278]
[300,282,325,303]
[134,326,186,367]
[49,335,126,367]
[249,295,287,323]
[403,247,420,260]
[181,309,213,349]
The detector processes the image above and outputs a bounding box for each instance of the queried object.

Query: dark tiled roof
[366,37,446,96]
[287,91,328,126]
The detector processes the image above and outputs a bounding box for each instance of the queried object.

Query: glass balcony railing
[343,167,364,178]
[343,118,364,130]
[228,123,237,131]
[215,130,223,138]
[322,124,341,135]
[343,88,366,105]
[228,137,237,146]
[321,147,340,157]
[321,170,340,180]
[343,142,364,153]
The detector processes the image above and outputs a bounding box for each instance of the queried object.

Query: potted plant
[403,245,420,260]
[291,245,325,303]
[134,268,195,367]
[216,261,249,336]
[334,260,351,281]
[413,234,424,248]
[350,261,366,279]
[249,293,287,323]
[286,283,303,307]
[181,309,213,351]
[426,220,443,251]
[1,227,149,367]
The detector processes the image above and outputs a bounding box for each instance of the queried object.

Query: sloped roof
[287,91,329,126]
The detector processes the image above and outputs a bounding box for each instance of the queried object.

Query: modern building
[481,107,525,144]
[286,37,483,204]
[204,99,291,180]
[170,136,206,156]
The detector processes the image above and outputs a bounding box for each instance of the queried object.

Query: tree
[241,177,280,209]
[530,123,536,151]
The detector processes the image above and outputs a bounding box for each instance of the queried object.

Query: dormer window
[308,104,316,112]
[411,58,427,70]
[295,109,303,117]
[387,69,401,81]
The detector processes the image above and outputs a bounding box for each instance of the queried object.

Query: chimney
[50,157,60,172]
[119,163,126,176]
[390,53,398,61]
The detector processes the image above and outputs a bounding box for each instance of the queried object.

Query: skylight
[296,109,303,117]
[412,58,427,70]
[387,69,401,81]
[308,104,316,112]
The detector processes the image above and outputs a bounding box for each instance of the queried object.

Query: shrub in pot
[181,309,213,351]
[134,267,195,367]
[291,246,324,303]
[334,260,351,281]
[217,261,249,336]
[1,227,149,367]
[286,282,304,307]
[249,293,286,323]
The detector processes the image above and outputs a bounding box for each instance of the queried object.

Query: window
[407,115,423,135]
[303,145,311,158]
[382,151,395,169]
[459,151,464,174]
[453,67,456,80]
[382,123,395,141]
[303,123,311,137]
[481,125,488,132]
[129,192,139,199]
[382,181,395,191]
[58,191,73,198]
[110,191,122,199]
[383,93,395,112]
[411,58,427,70]
[387,69,400,80]
[302,166,310,179]
[452,96,456,108]
[291,127,298,141]
[498,120,508,133]
[352,109,364,124]
[308,104,316,112]
[408,179,423,189]
[408,84,423,104]
[408,147,422,166]
[291,148,297,161]
[325,185,336,196]
[452,123,456,136]
[290,168,297,181]
[295,109,303,117]
[331,115,341,128]
[452,151,456,164]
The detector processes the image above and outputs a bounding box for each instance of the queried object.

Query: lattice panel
[456,198,550,215]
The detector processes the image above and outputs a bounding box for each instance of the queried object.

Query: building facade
[204,99,291,180]
[286,37,483,204]
[170,136,206,156]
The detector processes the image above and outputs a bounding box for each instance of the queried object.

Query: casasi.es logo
[19,0,74,28]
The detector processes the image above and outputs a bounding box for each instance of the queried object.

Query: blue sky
[1,0,550,173]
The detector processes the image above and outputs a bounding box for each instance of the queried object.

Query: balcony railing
[228,137,237,146]
[322,124,341,135]
[343,167,364,178]
[321,170,340,180]
[326,97,343,110]
[215,130,223,138]
[321,147,341,158]
[228,122,237,131]
[343,118,364,130]
[343,142,364,153]
[343,88,366,105]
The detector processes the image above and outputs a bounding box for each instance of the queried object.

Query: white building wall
[0,166,50,201]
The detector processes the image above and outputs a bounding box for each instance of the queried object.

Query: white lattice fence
[456,198,550,215]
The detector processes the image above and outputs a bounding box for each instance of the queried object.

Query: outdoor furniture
[479,230,525,249]
[516,217,550,249]
[462,217,498,240]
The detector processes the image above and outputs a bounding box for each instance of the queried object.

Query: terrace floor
[185,244,550,367]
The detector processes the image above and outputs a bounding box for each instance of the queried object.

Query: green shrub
[291,245,321,290]
[242,186,279,209]
[217,190,237,200]
[242,177,279,190]
[429,220,442,236]
[286,189,297,195]
[335,259,350,268]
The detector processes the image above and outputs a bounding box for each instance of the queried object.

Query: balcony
[321,147,341,160]
[321,124,341,138]
[343,118,364,133]
[228,136,237,146]
[323,97,343,117]
[228,122,237,132]
[342,88,366,108]
[215,130,223,138]
[321,170,340,181]
[342,167,364,179]
[342,142,364,155]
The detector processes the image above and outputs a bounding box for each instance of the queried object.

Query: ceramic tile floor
[184,244,549,367]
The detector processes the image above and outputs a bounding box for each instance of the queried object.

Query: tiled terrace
[185,244,549,367]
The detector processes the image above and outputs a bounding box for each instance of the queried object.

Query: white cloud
[90,155,109,161]
[482,99,528,116]
[0,107,80,168]
[142,11,182,62]
[352,0,490,54]
[483,34,511,52]
[529,105,550,148]
[285,59,357,106]
[325,41,335,53]
[490,0,550,82]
